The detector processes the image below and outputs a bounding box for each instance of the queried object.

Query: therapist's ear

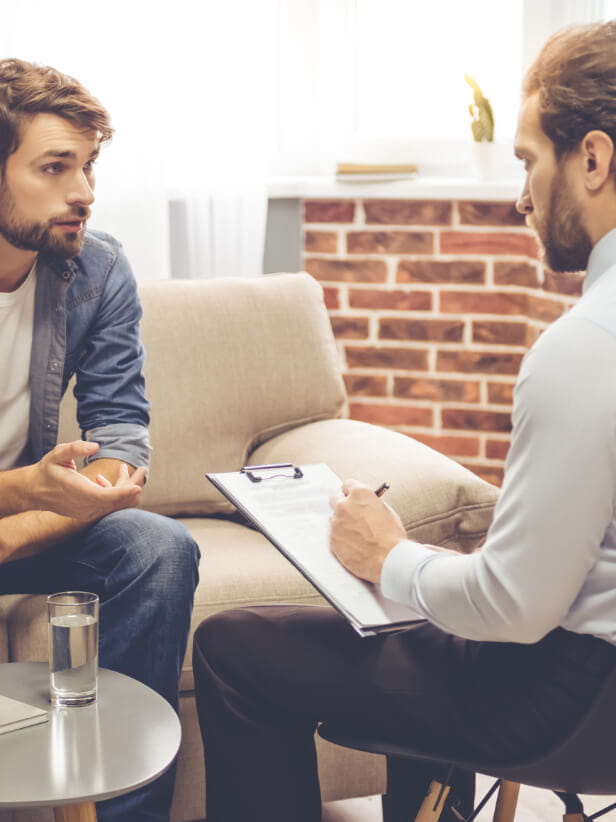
[580,130,614,191]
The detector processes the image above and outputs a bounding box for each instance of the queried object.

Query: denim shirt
[25,229,151,470]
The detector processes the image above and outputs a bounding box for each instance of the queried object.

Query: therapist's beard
[538,171,592,274]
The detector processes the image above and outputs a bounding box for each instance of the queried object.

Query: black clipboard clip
[241,463,304,483]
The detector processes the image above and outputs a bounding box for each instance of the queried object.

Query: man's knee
[195,609,253,659]
[193,605,321,683]
[193,608,272,678]
[86,508,200,593]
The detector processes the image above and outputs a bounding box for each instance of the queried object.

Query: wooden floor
[192,780,616,821]
[321,778,616,821]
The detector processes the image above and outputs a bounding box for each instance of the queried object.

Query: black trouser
[193,606,616,822]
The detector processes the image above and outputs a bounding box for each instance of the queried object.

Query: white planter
[471,141,499,181]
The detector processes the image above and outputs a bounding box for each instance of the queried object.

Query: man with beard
[192,20,616,822]
[0,59,199,821]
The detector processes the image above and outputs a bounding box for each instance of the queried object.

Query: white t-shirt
[0,264,37,470]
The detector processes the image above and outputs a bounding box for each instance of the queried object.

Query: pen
[374,482,390,498]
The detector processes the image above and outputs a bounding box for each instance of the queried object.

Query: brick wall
[302,199,584,485]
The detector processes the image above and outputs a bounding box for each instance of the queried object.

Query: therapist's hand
[330,479,407,583]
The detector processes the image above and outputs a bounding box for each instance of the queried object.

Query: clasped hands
[28,440,146,522]
[329,479,407,583]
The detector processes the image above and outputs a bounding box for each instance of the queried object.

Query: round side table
[0,662,181,821]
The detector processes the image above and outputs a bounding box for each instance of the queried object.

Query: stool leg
[53,802,97,822]
[556,790,586,821]
[414,780,451,821]
[492,781,520,822]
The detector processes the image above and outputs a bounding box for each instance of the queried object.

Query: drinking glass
[47,591,99,707]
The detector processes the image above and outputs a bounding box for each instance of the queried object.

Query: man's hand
[27,441,146,522]
[329,479,407,583]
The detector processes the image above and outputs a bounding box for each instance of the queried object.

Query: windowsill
[267,175,523,202]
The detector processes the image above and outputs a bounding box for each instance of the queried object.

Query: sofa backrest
[58,273,346,515]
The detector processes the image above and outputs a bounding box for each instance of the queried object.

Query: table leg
[53,801,97,822]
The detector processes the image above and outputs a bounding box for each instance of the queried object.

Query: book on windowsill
[0,693,48,735]
[335,162,419,182]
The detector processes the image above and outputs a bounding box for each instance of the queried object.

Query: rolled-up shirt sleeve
[381,314,616,643]
[84,423,150,470]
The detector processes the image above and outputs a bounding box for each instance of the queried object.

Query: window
[279,0,611,177]
[0,0,612,182]
[355,1,522,142]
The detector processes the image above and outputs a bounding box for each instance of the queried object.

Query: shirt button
[62,271,71,280]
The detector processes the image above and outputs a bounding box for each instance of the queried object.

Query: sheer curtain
[0,0,277,279]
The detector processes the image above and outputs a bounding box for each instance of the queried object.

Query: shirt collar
[37,252,77,283]
[584,228,616,293]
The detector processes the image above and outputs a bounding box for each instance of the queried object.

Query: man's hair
[523,21,616,159]
[0,58,113,170]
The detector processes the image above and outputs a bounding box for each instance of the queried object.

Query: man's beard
[0,182,88,258]
[538,171,592,274]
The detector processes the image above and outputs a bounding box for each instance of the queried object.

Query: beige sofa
[0,273,499,822]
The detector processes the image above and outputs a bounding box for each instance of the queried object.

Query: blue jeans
[0,509,200,821]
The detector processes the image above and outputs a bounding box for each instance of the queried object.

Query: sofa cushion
[250,418,499,554]
[141,273,346,515]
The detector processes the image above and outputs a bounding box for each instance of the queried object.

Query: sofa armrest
[249,418,499,554]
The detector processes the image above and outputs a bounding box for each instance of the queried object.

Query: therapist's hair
[0,58,113,173]
[524,20,616,160]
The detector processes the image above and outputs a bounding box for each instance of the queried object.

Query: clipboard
[206,462,425,637]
